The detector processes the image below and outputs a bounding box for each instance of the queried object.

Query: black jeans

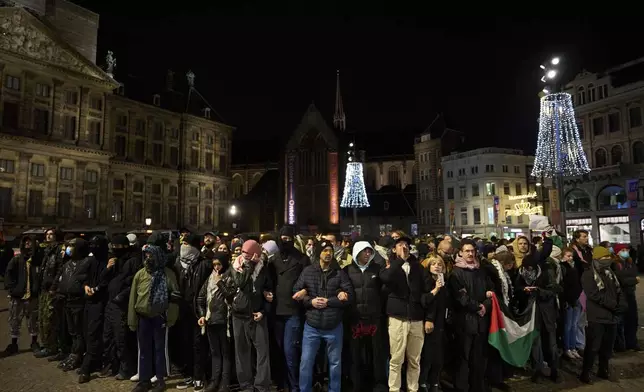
[206,324,231,387]
[624,292,639,349]
[582,322,617,375]
[454,332,487,392]
[64,303,85,357]
[103,302,134,376]
[80,302,104,375]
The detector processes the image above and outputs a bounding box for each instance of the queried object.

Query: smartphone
[438,273,444,286]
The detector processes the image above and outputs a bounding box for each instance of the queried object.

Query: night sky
[77,1,644,163]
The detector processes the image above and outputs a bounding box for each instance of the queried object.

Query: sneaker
[151,382,166,392]
[30,341,41,354]
[176,378,193,389]
[572,350,583,359]
[99,364,114,378]
[116,373,130,381]
[194,381,205,392]
[132,381,152,392]
[151,376,158,383]
[1,343,18,358]
[34,348,53,358]
[564,350,576,359]
[131,374,140,382]
[48,352,68,362]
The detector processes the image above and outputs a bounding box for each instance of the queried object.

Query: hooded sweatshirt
[5,236,40,299]
[345,241,383,321]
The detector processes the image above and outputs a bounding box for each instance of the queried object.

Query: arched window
[250,172,262,191]
[611,145,623,165]
[232,175,244,199]
[597,185,627,210]
[565,188,592,212]
[365,166,377,190]
[594,148,607,167]
[577,86,586,105]
[633,141,644,164]
[587,83,596,102]
[387,166,400,188]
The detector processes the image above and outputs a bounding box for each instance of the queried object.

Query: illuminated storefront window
[599,216,630,244]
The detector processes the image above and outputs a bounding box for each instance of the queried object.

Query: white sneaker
[151,376,158,383]
[130,374,139,382]
[572,350,583,359]
[565,350,576,359]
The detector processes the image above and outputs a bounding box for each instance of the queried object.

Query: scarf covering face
[179,244,200,269]
[145,245,168,312]
[206,270,222,321]
[454,254,480,270]
[490,259,513,305]
[520,265,541,286]
[592,258,619,290]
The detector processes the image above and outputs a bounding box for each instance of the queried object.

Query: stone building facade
[231,162,278,199]
[0,5,233,235]
[561,58,644,246]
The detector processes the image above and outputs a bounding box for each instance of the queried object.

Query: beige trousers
[388,317,424,392]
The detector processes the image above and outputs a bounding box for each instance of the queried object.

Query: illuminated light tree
[531,92,590,178]
[341,162,370,208]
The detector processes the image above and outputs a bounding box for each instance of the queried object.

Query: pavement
[0,281,644,392]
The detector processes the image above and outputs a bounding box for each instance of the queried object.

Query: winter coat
[103,251,141,306]
[128,267,179,330]
[294,260,354,330]
[423,276,449,364]
[561,261,582,307]
[58,238,91,305]
[582,265,627,324]
[173,256,212,314]
[448,265,493,335]
[380,255,433,322]
[218,260,272,319]
[5,236,41,299]
[345,261,384,322]
[612,259,639,295]
[196,275,229,325]
[514,264,559,333]
[39,242,64,292]
[268,248,310,316]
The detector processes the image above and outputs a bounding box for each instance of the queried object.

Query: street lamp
[229,205,237,216]
[145,217,152,227]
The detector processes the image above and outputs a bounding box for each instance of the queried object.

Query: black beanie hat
[111,234,130,247]
[315,240,335,258]
[184,233,202,249]
[279,225,297,238]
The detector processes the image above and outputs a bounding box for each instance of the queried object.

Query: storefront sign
[626,179,639,218]
[508,192,537,201]
[505,200,543,217]
[287,154,296,225]
[493,196,500,225]
[328,152,339,224]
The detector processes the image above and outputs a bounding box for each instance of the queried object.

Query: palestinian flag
[488,293,538,368]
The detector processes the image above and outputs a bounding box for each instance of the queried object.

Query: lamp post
[145,217,152,228]
[229,205,237,230]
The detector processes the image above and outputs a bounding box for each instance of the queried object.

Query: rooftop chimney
[166,70,174,91]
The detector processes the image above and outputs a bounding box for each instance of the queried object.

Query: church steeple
[333,69,346,131]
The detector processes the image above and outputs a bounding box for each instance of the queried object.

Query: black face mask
[112,248,128,258]
[281,241,294,252]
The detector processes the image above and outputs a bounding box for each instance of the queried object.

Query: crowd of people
[0,225,641,392]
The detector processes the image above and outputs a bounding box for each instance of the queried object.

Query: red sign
[329,152,339,224]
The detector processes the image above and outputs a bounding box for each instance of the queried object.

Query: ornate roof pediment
[285,103,338,151]
[0,8,117,87]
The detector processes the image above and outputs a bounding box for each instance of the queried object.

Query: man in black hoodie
[268,225,310,392]
[101,234,141,380]
[2,236,41,357]
[380,235,433,392]
[57,237,91,371]
[174,234,212,391]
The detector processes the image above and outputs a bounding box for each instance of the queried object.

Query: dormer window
[203,108,211,119]
[153,94,161,106]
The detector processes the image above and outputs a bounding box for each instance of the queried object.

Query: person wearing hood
[101,234,142,380]
[217,239,273,392]
[129,244,179,392]
[380,235,433,392]
[2,235,41,357]
[267,225,310,392]
[78,235,111,384]
[196,252,232,392]
[612,247,641,352]
[173,234,212,391]
[293,240,354,392]
[344,240,387,392]
[579,246,627,384]
[514,238,561,384]
[57,237,91,371]
[447,239,494,392]
[35,228,64,358]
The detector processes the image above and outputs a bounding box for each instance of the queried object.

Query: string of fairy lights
[340,142,370,208]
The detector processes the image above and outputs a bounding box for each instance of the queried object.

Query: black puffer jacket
[268,247,310,316]
[40,242,64,292]
[345,261,384,321]
[380,255,432,321]
[196,252,230,325]
[294,260,354,330]
[5,236,41,299]
[173,256,212,312]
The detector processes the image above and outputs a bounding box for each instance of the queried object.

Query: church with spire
[279,70,348,231]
